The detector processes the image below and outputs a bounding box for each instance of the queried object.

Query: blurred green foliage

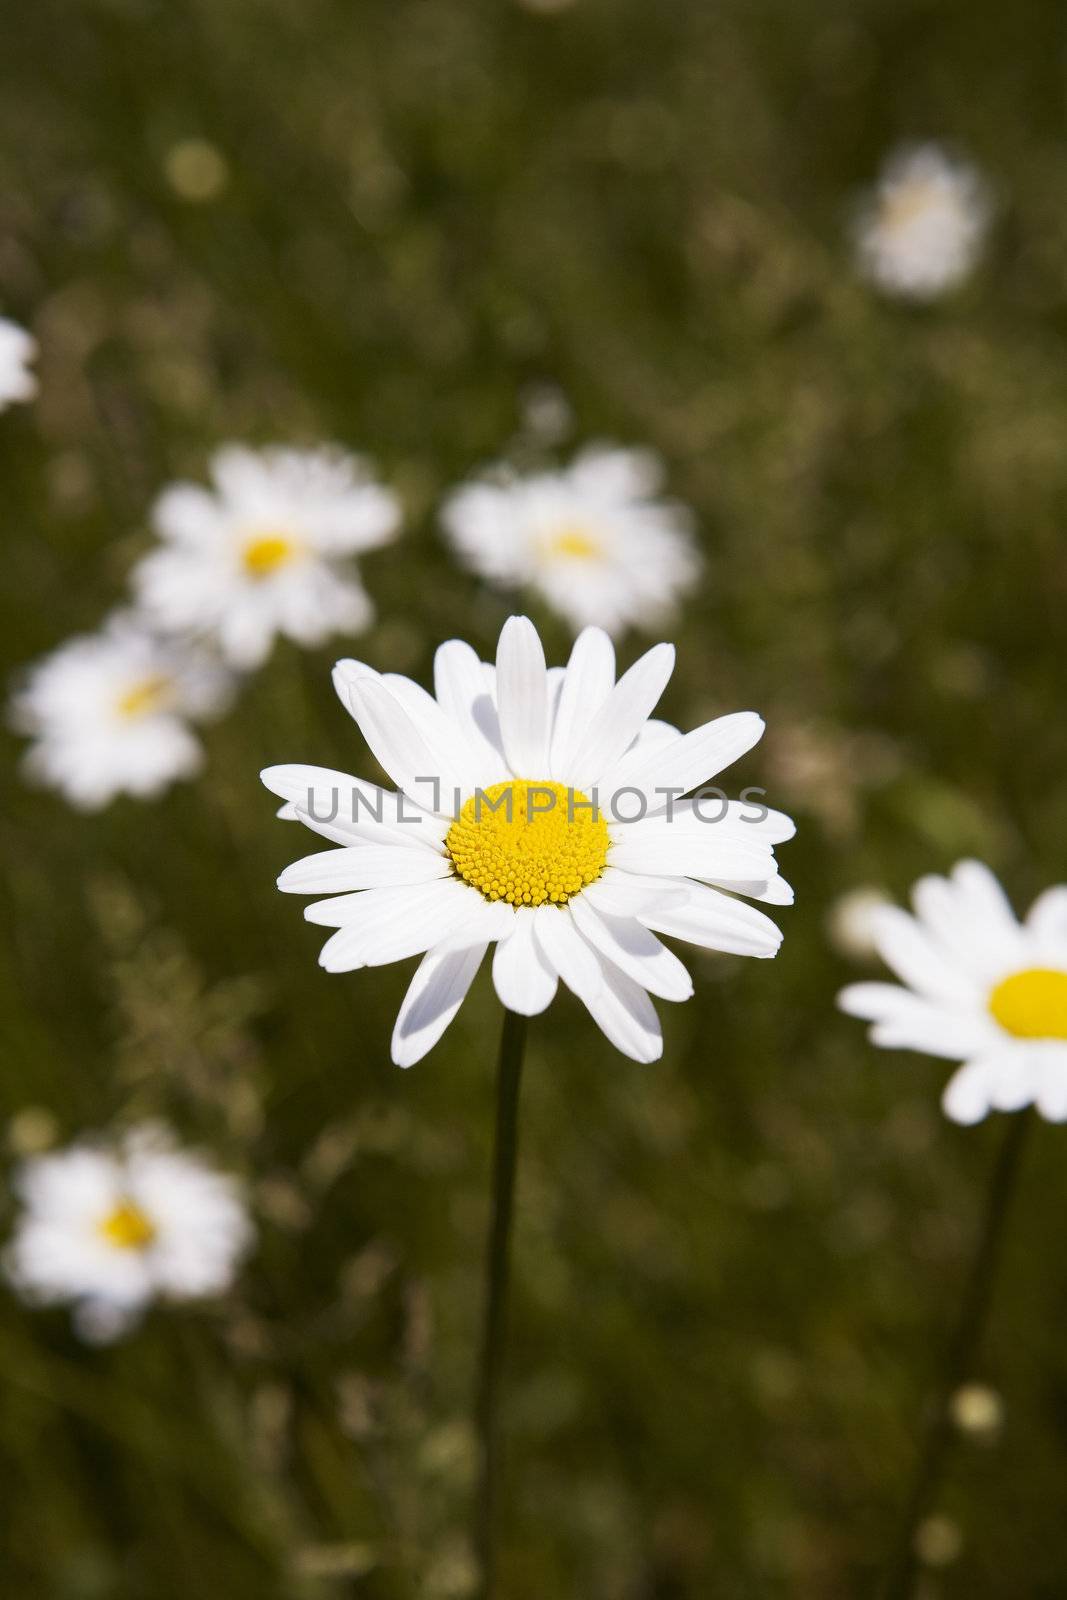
[2,0,1067,1595]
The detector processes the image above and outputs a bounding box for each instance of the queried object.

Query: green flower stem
[473,1008,528,1598]
[881,1110,1032,1600]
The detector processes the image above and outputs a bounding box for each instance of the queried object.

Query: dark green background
[2,0,1066,1594]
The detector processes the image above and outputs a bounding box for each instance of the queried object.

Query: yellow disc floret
[98,1198,157,1251]
[446,779,609,906]
[542,523,601,562]
[116,675,172,720]
[242,531,299,578]
[988,968,1067,1040]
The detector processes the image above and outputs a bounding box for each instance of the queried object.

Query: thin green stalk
[474,1009,528,1598]
[880,1110,1032,1600]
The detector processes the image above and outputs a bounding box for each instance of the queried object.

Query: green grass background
[2,0,1067,1594]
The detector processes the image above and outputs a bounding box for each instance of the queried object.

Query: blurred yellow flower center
[242,532,299,577]
[116,675,171,719]
[544,523,601,562]
[99,1199,156,1251]
[882,180,939,233]
[446,779,608,906]
[988,968,1067,1040]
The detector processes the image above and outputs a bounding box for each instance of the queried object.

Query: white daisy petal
[277,844,451,894]
[434,639,509,776]
[391,940,489,1068]
[868,906,982,1004]
[1026,886,1067,942]
[317,880,500,971]
[532,904,604,1002]
[569,897,693,1002]
[950,860,1025,943]
[642,885,783,959]
[941,1059,999,1126]
[707,874,795,906]
[600,711,766,807]
[496,615,550,776]
[839,980,995,1060]
[606,829,776,884]
[261,764,446,848]
[492,909,559,1015]
[565,642,676,790]
[342,673,470,811]
[1034,1056,1067,1122]
[578,955,663,1063]
[582,868,689,918]
[549,627,616,780]
[0,316,37,410]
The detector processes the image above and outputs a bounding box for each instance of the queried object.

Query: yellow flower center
[542,523,601,562]
[116,675,172,720]
[242,531,299,578]
[446,779,609,906]
[98,1199,156,1251]
[882,179,940,233]
[988,968,1067,1040]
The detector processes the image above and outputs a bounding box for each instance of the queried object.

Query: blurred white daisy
[263,614,793,1067]
[133,445,401,669]
[853,143,990,300]
[827,885,893,962]
[11,612,232,810]
[0,316,37,409]
[440,446,700,637]
[839,860,1067,1125]
[5,1123,253,1342]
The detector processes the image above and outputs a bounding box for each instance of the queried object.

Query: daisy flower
[263,615,793,1066]
[0,316,37,409]
[839,860,1067,1125]
[853,143,990,300]
[133,445,401,669]
[5,1124,253,1342]
[440,446,700,637]
[11,611,232,810]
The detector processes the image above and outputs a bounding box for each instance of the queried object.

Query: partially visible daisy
[839,860,1067,1124]
[5,1123,253,1341]
[263,614,793,1067]
[133,445,401,669]
[853,143,990,300]
[441,446,700,637]
[0,316,37,409]
[827,885,893,962]
[11,611,232,810]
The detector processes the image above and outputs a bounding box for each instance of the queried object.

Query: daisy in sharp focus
[0,316,37,409]
[5,1124,253,1342]
[853,143,990,300]
[133,445,401,669]
[441,445,701,637]
[263,615,793,1066]
[10,612,232,810]
[839,860,1067,1125]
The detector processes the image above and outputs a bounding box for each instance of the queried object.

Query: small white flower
[11,612,232,810]
[133,445,401,669]
[827,885,893,962]
[839,860,1067,1125]
[5,1124,253,1341]
[0,317,37,409]
[264,615,793,1067]
[441,446,701,637]
[853,143,990,300]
